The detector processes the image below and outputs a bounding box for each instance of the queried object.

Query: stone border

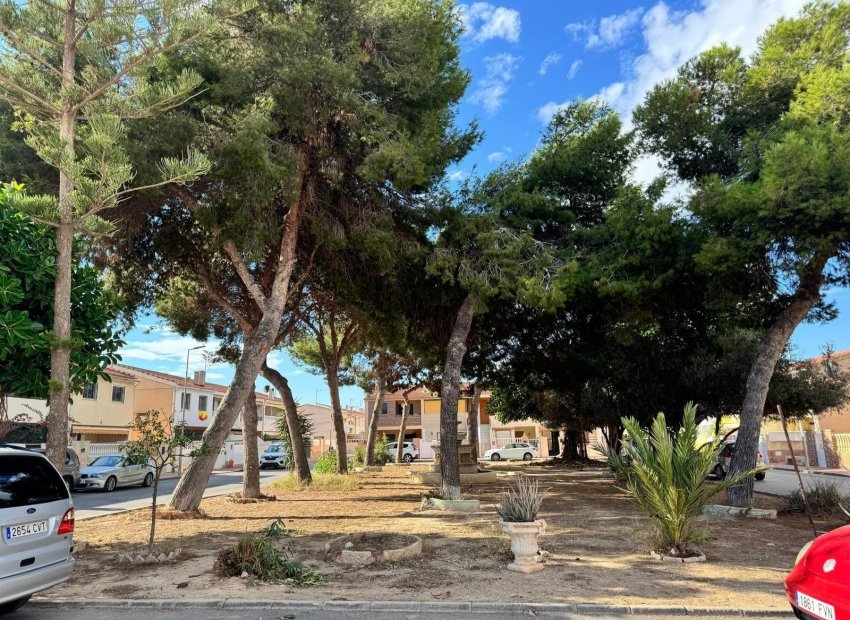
[324,533,423,566]
[30,599,792,616]
[650,550,706,563]
[117,549,182,565]
[354,466,384,473]
[421,497,481,512]
[702,505,777,519]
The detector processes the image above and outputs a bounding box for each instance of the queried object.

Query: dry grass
[272,473,360,492]
[45,463,848,609]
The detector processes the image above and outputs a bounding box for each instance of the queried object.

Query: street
[72,469,288,520]
[756,467,850,497]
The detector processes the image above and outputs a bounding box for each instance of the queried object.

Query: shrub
[783,480,850,517]
[213,519,323,586]
[374,433,392,466]
[313,450,338,474]
[276,411,314,471]
[621,403,766,557]
[350,445,366,468]
[274,473,359,492]
[496,476,545,522]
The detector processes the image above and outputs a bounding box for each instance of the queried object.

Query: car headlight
[795,540,814,565]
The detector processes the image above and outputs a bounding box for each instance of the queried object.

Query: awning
[72,426,129,436]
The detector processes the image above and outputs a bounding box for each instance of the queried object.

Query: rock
[240,571,249,579]
[157,553,168,562]
[133,555,146,565]
[145,555,157,564]
[344,541,354,549]
[167,551,176,560]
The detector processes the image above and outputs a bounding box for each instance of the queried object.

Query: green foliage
[621,403,766,556]
[350,445,367,468]
[213,518,324,586]
[275,412,314,471]
[274,473,359,493]
[122,412,192,473]
[374,434,392,467]
[312,450,338,474]
[782,480,850,518]
[496,476,545,523]
[0,182,123,400]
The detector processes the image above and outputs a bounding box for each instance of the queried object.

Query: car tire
[523,452,533,461]
[142,472,154,487]
[403,453,414,463]
[259,463,266,470]
[104,476,117,492]
[755,472,766,481]
[713,465,726,481]
[490,453,501,461]
[0,595,31,614]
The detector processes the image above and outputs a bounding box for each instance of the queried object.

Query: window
[111,385,125,403]
[198,395,208,411]
[82,383,98,400]
[381,402,388,415]
[212,397,222,411]
[0,455,69,508]
[181,392,192,409]
[396,403,404,416]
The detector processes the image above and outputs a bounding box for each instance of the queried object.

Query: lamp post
[177,345,205,475]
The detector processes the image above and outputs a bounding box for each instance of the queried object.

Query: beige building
[295,403,366,457]
[71,367,139,442]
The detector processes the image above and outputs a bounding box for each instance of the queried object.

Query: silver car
[0,446,75,613]
[77,454,153,492]
[32,448,81,489]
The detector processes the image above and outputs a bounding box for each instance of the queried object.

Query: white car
[483,443,536,462]
[385,441,419,463]
[77,455,153,492]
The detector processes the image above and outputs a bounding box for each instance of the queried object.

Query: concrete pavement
[756,467,850,497]
[72,469,288,520]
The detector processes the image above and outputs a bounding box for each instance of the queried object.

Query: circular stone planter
[324,533,422,566]
[650,550,706,563]
[500,520,546,574]
[421,497,481,512]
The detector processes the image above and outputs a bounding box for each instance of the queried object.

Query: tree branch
[222,240,267,312]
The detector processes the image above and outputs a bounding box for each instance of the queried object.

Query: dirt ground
[41,462,846,609]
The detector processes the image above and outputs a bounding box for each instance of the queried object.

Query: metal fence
[835,433,850,455]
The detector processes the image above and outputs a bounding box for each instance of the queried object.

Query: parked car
[0,445,75,614]
[713,442,767,481]
[385,442,419,463]
[483,442,536,462]
[31,448,80,490]
[260,444,288,469]
[77,454,153,492]
[785,525,849,620]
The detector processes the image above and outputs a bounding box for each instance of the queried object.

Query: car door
[503,443,516,459]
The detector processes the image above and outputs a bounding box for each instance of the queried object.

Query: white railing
[76,441,126,466]
[767,431,804,442]
[835,433,850,455]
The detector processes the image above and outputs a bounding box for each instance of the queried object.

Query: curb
[31,599,791,616]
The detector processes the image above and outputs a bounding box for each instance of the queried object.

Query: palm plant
[621,403,765,557]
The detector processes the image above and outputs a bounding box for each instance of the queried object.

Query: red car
[785,525,850,620]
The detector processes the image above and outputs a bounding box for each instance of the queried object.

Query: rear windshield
[0,455,69,508]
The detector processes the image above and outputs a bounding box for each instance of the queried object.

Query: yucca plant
[621,403,765,557]
[497,476,545,523]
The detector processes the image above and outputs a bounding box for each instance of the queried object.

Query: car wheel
[490,453,501,461]
[523,452,533,461]
[0,595,31,614]
[259,463,266,470]
[104,476,118,492]
[713,464,726,480]
[755,472,766,481]
[142,472,154,487]
[403,453,414,463]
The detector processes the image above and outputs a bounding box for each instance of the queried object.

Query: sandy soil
[42,462,845,609]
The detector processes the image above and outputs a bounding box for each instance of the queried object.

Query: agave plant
[496,476,545,523]
[621,402,765,557]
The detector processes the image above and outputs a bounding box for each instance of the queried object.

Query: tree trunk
[261,362,311,484]
[726,256,828,506]
[559,429,569,459]
[327,371,348,473]
[46,7,78,471]
[168,191,304,511]
[148,469,161,553]
[242,390,260,499]
[366,374,386,465]
[466,384,482,463]
[439,292,477,500]
[396,387,415,464]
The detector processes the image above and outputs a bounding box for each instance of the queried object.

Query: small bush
[213,519,323,586]
[374,434,392,466]
[350,445,366,468]
[313,450,338,473]
[274,473,359,492]
[276,412,314,471]
[783,480,850,517]
[497,476,545,522]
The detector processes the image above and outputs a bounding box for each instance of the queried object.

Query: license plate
[797,591,836,620]
[6,520,49,540]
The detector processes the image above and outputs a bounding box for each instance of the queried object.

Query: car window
[0,455,69,508]
[90,455,122,467]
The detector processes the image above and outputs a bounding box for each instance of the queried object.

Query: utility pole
[178,345,205,475]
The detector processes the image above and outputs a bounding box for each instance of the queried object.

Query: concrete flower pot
[499,519,546,574]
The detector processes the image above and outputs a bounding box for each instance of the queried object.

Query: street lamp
[177,345,205,474]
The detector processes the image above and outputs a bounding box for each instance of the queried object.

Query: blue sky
[117,0,849,406]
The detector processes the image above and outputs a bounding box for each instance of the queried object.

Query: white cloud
[564,21,593,41]
[487,147,513,163]
[446,169,469,183]
[119,334,217,365]
[469,53,521,114]
[459,3,521,44]
[538,52,562,76]
[587,8,644,49]
[567,59,582,80]
[537,101,564,125]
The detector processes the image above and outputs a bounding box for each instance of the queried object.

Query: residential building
[72,366,139,442]
[291,404,366,457]
[364,387,555,459]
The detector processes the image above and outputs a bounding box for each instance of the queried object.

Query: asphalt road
[72,469,288,520]
[756,467,850,497]
[15,607,794,620]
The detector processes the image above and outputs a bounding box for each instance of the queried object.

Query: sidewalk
[771,463,850,477]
